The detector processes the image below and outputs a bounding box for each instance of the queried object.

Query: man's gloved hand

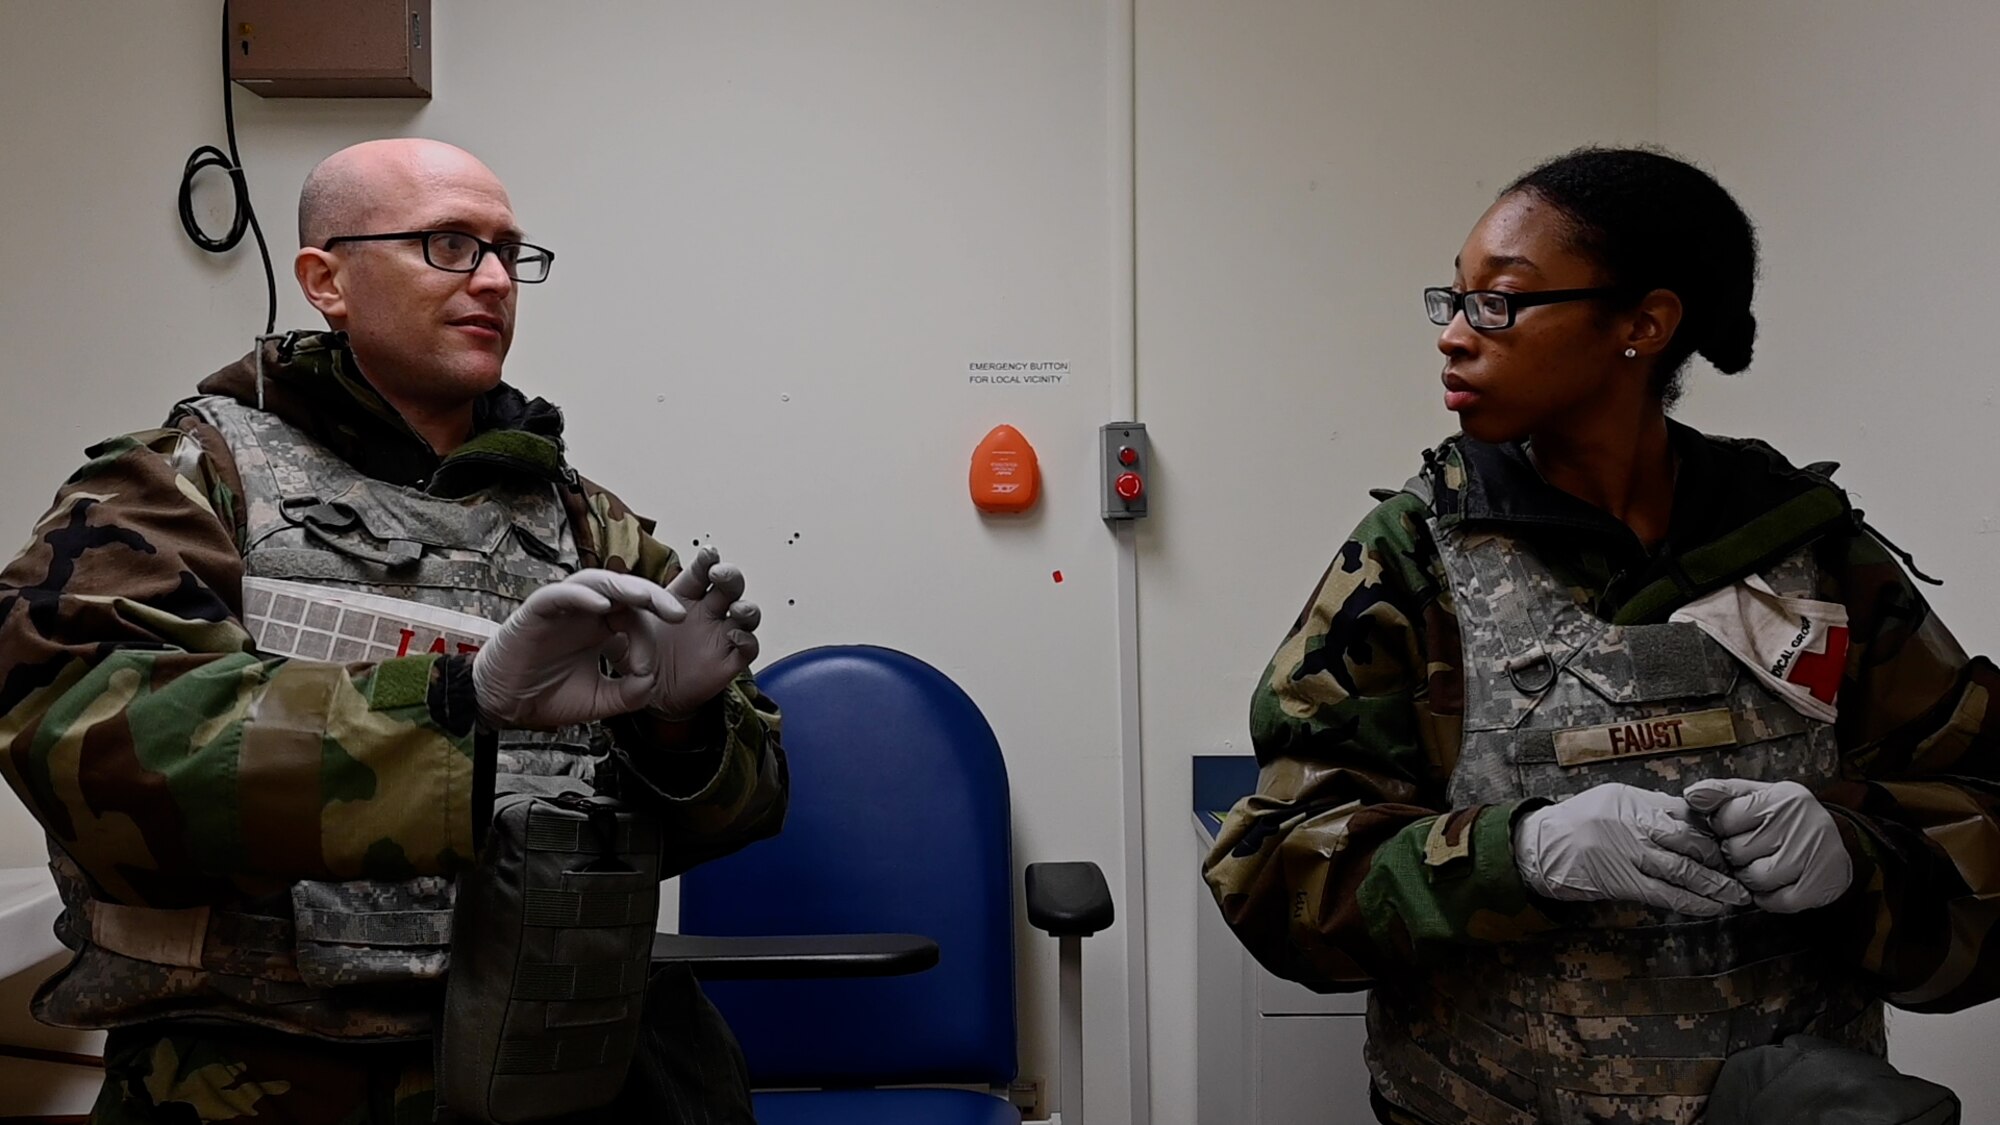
[636,546,763,720]
[1683,778,1853,913]
[1514,782,1753,917]
[472,569,684,730]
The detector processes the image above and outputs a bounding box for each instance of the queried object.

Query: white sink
[0,866,62,980]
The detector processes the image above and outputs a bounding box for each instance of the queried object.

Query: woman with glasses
[1204,146,2000,1125]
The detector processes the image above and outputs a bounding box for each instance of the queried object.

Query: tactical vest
[36,395,628,1043]
[1366,505,1885,1125]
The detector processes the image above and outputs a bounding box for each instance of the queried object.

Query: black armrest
[652,932,938,981]
[1026,861,1114,938]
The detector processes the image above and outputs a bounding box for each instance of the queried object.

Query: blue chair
[677,645,1113,1125]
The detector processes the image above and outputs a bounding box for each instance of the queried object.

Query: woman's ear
[1625,288,1684,360]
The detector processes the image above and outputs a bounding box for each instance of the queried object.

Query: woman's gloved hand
[1683,778,1853,913]
[1513,782,1753,916]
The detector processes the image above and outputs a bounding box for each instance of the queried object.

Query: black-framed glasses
[1424,286,1635,330]
[321,230,555,283]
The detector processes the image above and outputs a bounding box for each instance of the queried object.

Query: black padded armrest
[1025,861,1114,938]
[652,932,938,981]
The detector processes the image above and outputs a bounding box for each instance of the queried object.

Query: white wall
[1133,3,1658,1121]
[1657,1,2000,1118]
[0,3,1136,1118]
[10,2,2000,1121]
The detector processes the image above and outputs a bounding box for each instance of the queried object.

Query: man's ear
[296,248,347,321]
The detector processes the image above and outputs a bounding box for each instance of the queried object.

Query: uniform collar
[1426,420,1855,622]
[191,331,573,496]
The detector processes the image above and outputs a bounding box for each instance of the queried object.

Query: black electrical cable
[178,0,277,336]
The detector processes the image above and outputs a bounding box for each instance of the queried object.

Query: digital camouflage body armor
[36,393,641,1047]
[1366,492,1885,1125]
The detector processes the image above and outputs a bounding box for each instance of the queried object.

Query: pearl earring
[1623,348,1638,358]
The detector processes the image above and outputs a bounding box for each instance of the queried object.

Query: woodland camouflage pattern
[1206,423,2000,1123]
[0,332,784,1121]
[90,1026,434,1125]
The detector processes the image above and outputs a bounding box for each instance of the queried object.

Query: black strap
[522,888,656,929]
[1614,486,1852,624]
[1855,510,1944,586]
[493,1028,635,1076]
[513,960,648,1002]
[523,809,642,854]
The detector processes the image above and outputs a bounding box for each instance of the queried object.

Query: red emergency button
[1118,446,1139,466]
[1115,472,1144,501]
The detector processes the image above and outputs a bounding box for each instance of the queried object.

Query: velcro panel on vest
[1565,624,1739,706]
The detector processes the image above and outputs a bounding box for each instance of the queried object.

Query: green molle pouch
[440,781,661,1123]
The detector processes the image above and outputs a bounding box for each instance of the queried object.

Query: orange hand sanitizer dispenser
[970,424,1041,514]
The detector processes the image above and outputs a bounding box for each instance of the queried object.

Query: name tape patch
[1552,709,1738,768]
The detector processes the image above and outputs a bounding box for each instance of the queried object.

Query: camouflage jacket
[0,332,786,915]
[1206,421,2000,1014]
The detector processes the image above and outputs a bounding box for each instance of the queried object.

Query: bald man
[0,139,785,1123]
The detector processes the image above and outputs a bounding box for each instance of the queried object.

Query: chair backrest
[678,645,1019,1088]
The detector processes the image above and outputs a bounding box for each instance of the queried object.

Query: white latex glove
[1514,782,1753,917]
[634,546,762,720]
[1683,778,1853,913]
[472,569,685,730]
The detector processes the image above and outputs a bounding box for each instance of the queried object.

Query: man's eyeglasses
[321,230,555,283]
[1424,286,1636,330]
